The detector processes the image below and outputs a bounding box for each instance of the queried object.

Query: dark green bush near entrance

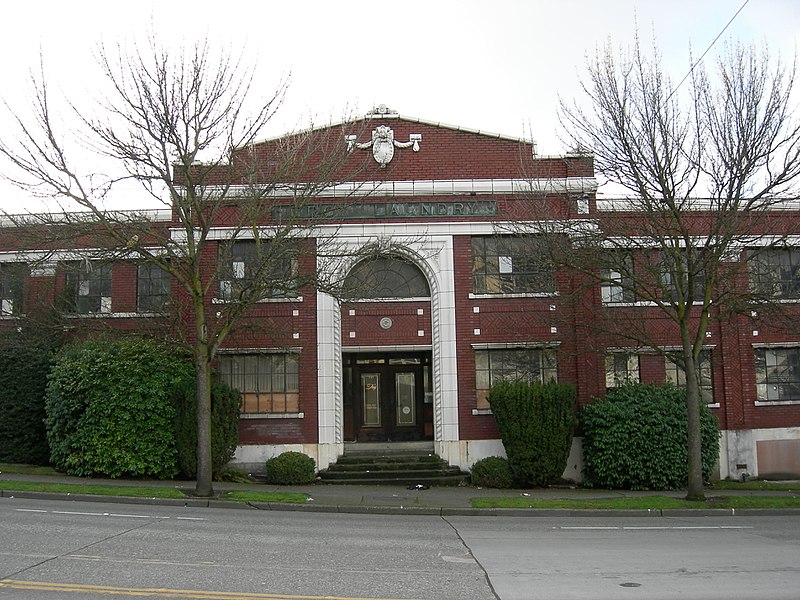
[470,456,514,488]
[45,337,193,478]
[580,382,720,490]
[264,451,316,485]
[487,381,576,487]
[173,380,241,479]
[0,339,54,464]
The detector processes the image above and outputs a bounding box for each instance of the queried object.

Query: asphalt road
[1,496,799,600]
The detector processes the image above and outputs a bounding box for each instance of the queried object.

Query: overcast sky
[0,0,797,211]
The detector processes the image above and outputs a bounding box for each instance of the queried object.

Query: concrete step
[317,473,468,487]
[319,447,469,486]
[322,467,463,479]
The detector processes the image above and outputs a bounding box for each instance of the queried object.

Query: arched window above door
[343,255,430,299]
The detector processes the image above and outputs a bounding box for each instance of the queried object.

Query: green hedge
[488,381,576,487]
[580,382,720,490]
[0,340,53,464]
[173,380,241,479]
[45,337,193,478]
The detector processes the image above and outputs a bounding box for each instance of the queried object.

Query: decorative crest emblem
[346,108,422,168]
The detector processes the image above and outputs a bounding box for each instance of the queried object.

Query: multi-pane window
[0,263,24,315]
[660,251,707,302]
[665,350,714,405]
[748,249,800,299]
[605,352,640,388]
[600,253,635,303]
[342,255,430,299]
[755,347,800,403]
[472,236,555,294]
[64,262,112,314]
[217,353,300,414]
[475,347,558,409]
[218,240,298,301]
[137,264,170,313]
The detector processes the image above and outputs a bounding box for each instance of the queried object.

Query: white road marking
[15,508,205,521]
[557,525,754,530]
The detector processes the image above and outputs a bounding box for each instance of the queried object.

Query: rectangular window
[217,353,299,414]
[660,251,706,303]
[475,347,558,409]
[605,352,640,388]
[64,262,112,314]
[600,253,635,303]
[665,350,714,405]
[137,264,170,312]
[218,240,298,301]
[755,347,800,403]
[472,236,554,294]
[748,249,800,300]
[0,263,24,315]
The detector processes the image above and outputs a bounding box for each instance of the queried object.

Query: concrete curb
[4,489,800,517]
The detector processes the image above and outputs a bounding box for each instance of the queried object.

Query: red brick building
[2,106,799,479]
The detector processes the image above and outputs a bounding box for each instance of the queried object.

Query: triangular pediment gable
[228,107,592,184]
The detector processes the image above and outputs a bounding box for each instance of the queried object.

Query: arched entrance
[340,254,434,442]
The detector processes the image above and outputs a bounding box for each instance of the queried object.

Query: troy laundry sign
[273,200,497,220]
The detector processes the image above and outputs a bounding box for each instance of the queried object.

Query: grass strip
[711,480,800,492]
[223,490,308,504]
[471,495,800,510]
[0,480,309,504]
[0,480,186,499]
[0,464,61,476]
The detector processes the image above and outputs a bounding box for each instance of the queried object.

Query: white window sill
[755,400,800,406]
[239,412,305,419]
[471,408,493,416]
[213,296,303,304]
[65,312,168,318]
[469,292,558,300]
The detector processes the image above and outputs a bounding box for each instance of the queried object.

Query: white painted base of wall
[233,428,800,481]
[719,427,800,480]
[233,442,344,475]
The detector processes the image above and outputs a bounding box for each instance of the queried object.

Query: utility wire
[666,0,751,101]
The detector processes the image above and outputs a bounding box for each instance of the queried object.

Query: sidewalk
[2,471,799,516]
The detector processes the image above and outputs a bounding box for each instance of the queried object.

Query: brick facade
[2,108,799,478]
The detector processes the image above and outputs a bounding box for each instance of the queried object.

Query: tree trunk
[193,298,214,497]
[194,346,213,497]
[681,333,705,501]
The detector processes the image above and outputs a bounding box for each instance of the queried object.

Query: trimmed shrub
[488,381,576,487]
[45,337,193,478]
[264,451,316,485]
[0,340,54,464]
[580,382,720,490]
[470,456,514,488]
[173,380,241,479]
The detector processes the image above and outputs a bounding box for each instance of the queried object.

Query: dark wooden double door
[344,352,433,442]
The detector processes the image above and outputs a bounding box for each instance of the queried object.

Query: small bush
[488,381,576,487]
[580,382,720,490]
[173,380,241,479]
[45,337,193,478]
[264,451,316,485]
[470,456,514,488]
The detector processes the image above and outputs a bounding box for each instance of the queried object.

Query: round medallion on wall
[379,317,393,330]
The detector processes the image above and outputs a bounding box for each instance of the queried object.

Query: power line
[667,0,751,101]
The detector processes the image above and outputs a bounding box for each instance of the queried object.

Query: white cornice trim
[190,177,598,200]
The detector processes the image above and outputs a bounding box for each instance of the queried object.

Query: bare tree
[532,38,800,500]
[0,36,371,496]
